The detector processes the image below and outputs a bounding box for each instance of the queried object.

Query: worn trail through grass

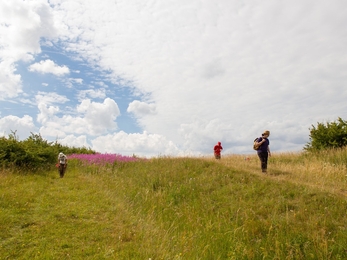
[1,155,347,259]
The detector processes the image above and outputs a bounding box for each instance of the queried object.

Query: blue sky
[1,0,347,157]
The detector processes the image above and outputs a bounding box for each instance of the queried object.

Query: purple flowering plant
[68,153,140,166]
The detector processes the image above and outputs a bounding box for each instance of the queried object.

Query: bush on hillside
[0,131,95,171]
[305,117,347,151]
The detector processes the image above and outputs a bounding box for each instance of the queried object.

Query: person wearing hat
[57,152,68,178]
[255,131,271,173]
[214,141,223,159]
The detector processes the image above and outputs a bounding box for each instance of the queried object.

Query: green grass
[1,154,347,259]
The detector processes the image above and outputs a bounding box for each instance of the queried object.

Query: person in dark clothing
[255,130,271,173]
[58,152,68,178]
[214,142,223,159]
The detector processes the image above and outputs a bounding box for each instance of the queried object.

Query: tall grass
[1,150,347,259]
[223,148,347,196]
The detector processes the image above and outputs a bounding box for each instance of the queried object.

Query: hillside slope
[1,156,347,259]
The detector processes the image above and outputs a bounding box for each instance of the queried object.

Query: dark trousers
[214,153,221,159]
[257,152,268,172]
[59,163,67,178]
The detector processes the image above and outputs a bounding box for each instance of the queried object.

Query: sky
[1,0,347,157]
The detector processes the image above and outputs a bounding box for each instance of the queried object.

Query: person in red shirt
[214,142,223,159]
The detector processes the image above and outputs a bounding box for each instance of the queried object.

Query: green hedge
[305,117,347,151]
[0,132,95,171]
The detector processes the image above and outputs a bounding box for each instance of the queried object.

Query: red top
[214,143,223,155]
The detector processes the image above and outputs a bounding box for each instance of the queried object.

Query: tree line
[1,117,346,170]
[0,131,95,171]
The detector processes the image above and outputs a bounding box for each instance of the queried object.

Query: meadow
[1,150,347,259]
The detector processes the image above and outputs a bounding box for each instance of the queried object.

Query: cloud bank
[1,0,347,157]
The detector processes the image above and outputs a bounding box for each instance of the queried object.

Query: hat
[262,130,270,136]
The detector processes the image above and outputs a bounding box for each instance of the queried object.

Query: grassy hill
[1,150,347,259]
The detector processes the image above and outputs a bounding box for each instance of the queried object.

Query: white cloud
[70,78,83,84]
[127,100,156,116]
[76,98,120,132]
[0,0,56,61]
[1,0,347,157]
[48,0,347,155]
[37,103,60,124]
[0,61,23,99]
[38,97,120,137]
[35,91,70,105]
[76,88,106,101]
[35,92,69,124]
[0,115,36,139]
[28,59,70,76]
[57,134,90,149]
[91,131,180,157]
[65,78,83,88]
[0,0,57,98]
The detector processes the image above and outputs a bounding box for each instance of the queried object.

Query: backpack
[253,137,260,150]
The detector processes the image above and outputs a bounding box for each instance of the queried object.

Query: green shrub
[305,117,347,151]
[0,131,95,172]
